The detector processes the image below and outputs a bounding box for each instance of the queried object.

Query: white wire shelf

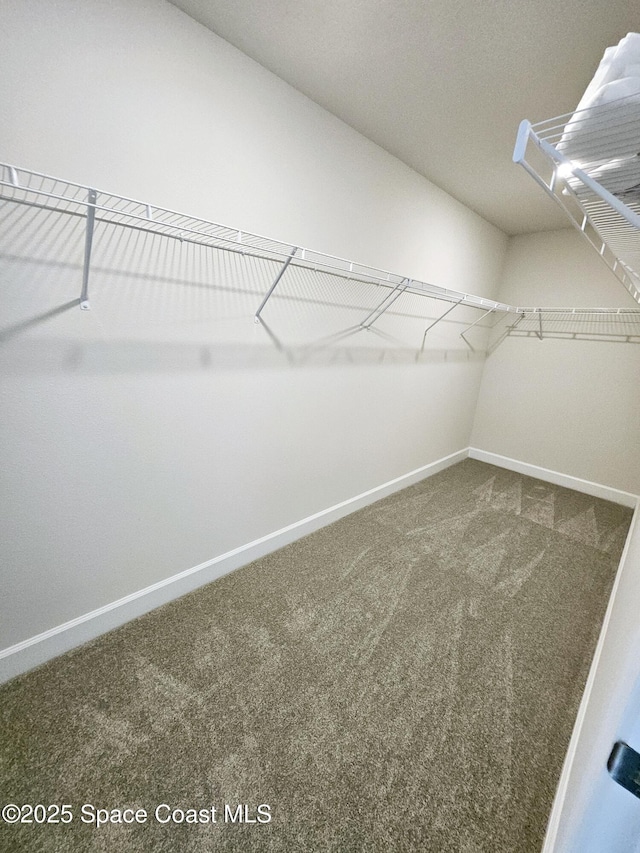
[1,163,640,333]
[514,94,640,305]
[0,163,517,317]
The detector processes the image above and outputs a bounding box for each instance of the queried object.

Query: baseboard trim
[541,501,640,852]
[470,446,640,851]
[468,448,639,508]
[0,448,467,685]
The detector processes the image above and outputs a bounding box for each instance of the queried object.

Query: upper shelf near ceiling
[513,33,640,305]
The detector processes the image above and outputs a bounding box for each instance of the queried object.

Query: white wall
[545,506,640,853]
[472,228,640,495]
[470,227,640,852]
[0,0,506,668]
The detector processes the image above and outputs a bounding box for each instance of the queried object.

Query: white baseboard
[0,448,467,685]
[468,448,639,508]
[470,447,640,851]
[541,502,640,852]
[4,446,636,685]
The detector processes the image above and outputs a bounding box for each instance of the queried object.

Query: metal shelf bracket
[360,279,409,329]
[80,188,97,310]
[460,307,496,348]
[420,298,464,352]
[254,246,298,323]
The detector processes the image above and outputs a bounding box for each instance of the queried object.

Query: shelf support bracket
[537,309,543,340]
[608,742,640,800]
[512,312,525,331]
[360,279,409,329]
[254,246,298,323]
[460,307,496,347]
[80,188,97,310]
[420,298,464,351]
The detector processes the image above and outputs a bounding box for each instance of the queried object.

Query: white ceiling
[169,0,639,235]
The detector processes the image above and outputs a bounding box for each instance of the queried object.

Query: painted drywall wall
[471,228,640,494]
[545,507,640,853]
[0,0,506,658]
[0,0,503,291]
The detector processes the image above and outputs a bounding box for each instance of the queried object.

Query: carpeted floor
[0,459,633,852]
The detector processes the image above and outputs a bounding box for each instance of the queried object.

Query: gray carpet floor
[0,459,633,852]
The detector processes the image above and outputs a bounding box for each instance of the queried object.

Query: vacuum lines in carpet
[0,459,632,851]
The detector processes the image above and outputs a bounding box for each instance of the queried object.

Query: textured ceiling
[169,0,639,235]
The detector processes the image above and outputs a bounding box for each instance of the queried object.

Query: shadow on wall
[0,338,489,376]
[0,202,497,372]
[2,200,638,374]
